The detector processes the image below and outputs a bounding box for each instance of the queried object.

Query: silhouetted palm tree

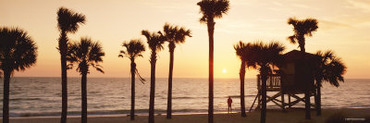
[234,41,256,117]
[67,38,104,123]
[162,23,192,119]
[118,39,146,120]
[287,17,318,52]
[314,50,346,116]
[0,27,37,123]
[57,7,86,123]
[142,30,165,123]
[288,17,318,119]
[249,42,285,123]
[197,0,229,122]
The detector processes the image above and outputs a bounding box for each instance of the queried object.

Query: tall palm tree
[142,30,165,123]
[249,42,285,123]
[0,27,37,123]
[67,38,104,123]
[162,23,192,119]
[118,39,146,120]
[233,41,256,117]
[57,7,86,123]
[314,51,346,116]
[197,0,229,122]
[287,17,318,52]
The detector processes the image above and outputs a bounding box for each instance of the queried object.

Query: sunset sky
[1,0,369,79]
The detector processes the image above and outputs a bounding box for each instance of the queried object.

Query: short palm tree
[0,27,37,123]
[234,41,256,117]
[142,30,165,123]
[162,23,192,119]
[118,39,146,120]
[57,7,86,123]
[314,50,346,116]
[249,42,285,123]
[197,0,229,122]
[287,17,318,52]
[67,38,104,123]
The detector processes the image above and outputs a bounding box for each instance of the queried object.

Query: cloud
[319,20,352,30]
[346,0,370,12]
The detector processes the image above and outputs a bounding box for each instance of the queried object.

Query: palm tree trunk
[298,35,305,52]
[315,80,321,116]
[239,61,246,117]
[81,71,88,123]
[260,66,268,123]
[130,60,136,120]
[59,30,68,123]
[207,18,215,123]
[149,51,157,123]
[2,69,11,123]
[167,45,175,119]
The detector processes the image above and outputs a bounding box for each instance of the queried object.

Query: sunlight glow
[222,68,227,74]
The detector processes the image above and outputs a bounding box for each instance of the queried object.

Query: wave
[1,109,210,117]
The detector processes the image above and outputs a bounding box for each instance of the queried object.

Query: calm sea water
[0,77,369,117]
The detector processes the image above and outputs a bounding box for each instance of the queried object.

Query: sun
[222,68,227,74]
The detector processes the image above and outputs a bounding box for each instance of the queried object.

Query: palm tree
[314,51,346,116]
[142,30,165,123]
[118,39,146,120]
[288,17,318,119]
[0,27,37,123]
[249,42,285,123]
[67,38,105,123]
[57,7,86,123]
[162,23,192,119]
[233,41,256,117]
[197,0,229,122]
[287,17,318,52]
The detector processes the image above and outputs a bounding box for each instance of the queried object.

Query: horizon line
[8,76,370,80]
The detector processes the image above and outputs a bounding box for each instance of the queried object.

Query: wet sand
[4,108,370,123]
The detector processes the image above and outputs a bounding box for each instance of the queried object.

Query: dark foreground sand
[3,108,370,123]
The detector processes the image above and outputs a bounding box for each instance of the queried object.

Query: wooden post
[288,94,291,108]
[270,75,273,89]
[257,75,261,109]
[281,92,285,111]
[305,91,311,119]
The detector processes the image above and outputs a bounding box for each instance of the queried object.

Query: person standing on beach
[227,96,233,113]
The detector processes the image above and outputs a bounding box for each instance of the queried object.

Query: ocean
[0,77,369,117]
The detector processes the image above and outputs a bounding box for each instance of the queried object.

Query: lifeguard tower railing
[257,74,281,91]
[250,74,285,111]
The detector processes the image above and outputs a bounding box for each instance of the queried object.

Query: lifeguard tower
[250,50,320,116]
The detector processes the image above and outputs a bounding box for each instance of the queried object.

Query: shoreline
[7,107,370,117]
[4,108,370,123]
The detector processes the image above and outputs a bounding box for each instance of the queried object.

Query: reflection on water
[0,77,369,117]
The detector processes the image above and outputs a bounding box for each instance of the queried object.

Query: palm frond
[315,50,346,87]
[163,23,192,50]
[67,37,105,75]
[142,30,165,52]
[57,7,86,33]
[0,27,37,72]
[287,17,318,48]
[120,39,146,60]
[197,0,230,22]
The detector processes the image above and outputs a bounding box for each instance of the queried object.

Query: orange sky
[1,0,369,78]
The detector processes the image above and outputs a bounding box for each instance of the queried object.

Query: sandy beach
[4,108,369,123]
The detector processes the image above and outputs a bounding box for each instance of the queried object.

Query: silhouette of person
[227,96,232,113]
